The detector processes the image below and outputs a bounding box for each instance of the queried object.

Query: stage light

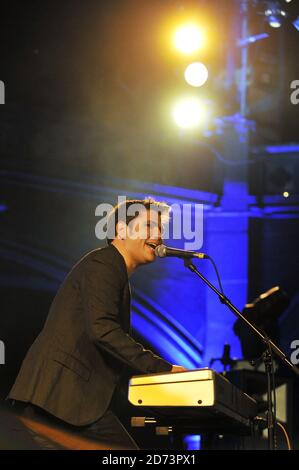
[293,16,299,32]
[184,62,208,88]
[174,24,203,55]
[172,98,206,129]
[283,191,290,198]
[269,17,281,28]
[264,2,287,28]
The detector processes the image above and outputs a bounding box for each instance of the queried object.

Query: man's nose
[151,226,161,240]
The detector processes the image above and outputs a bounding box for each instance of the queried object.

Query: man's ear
[116,221,127,240]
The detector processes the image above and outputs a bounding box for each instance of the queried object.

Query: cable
[205,254,225,295]
[270,348,278,449]
[276,421,292,451]
[255,416,292,450]
[267,342,278,449]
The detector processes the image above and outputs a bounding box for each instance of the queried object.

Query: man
[7,198,187,450]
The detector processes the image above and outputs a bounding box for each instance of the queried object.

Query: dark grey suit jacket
[7,244,172,425]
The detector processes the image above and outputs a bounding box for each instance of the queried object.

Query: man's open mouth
[145,242,159,251]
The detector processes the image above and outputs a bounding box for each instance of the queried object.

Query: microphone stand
[184,258,299,450]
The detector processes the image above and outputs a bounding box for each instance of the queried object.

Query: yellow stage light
[184,62,208,87]
[174,24,204,55]
[172,98,206,129]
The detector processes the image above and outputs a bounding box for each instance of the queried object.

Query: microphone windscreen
[155,244,167,258]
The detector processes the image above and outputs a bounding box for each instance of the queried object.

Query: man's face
[123,209,163,265]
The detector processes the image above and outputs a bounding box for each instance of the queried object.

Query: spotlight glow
[269,17,282,28]
[172,98,206,129]
[174,25,203,55]
[184,62,209,87]
[264,4,287,28]
[283,191,290,198]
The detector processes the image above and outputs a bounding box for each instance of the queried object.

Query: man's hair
[106,197,170,245]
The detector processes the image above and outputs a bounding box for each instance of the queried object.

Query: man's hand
[171,365,188,373]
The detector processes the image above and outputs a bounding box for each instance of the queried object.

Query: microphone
[155,244,208,260]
